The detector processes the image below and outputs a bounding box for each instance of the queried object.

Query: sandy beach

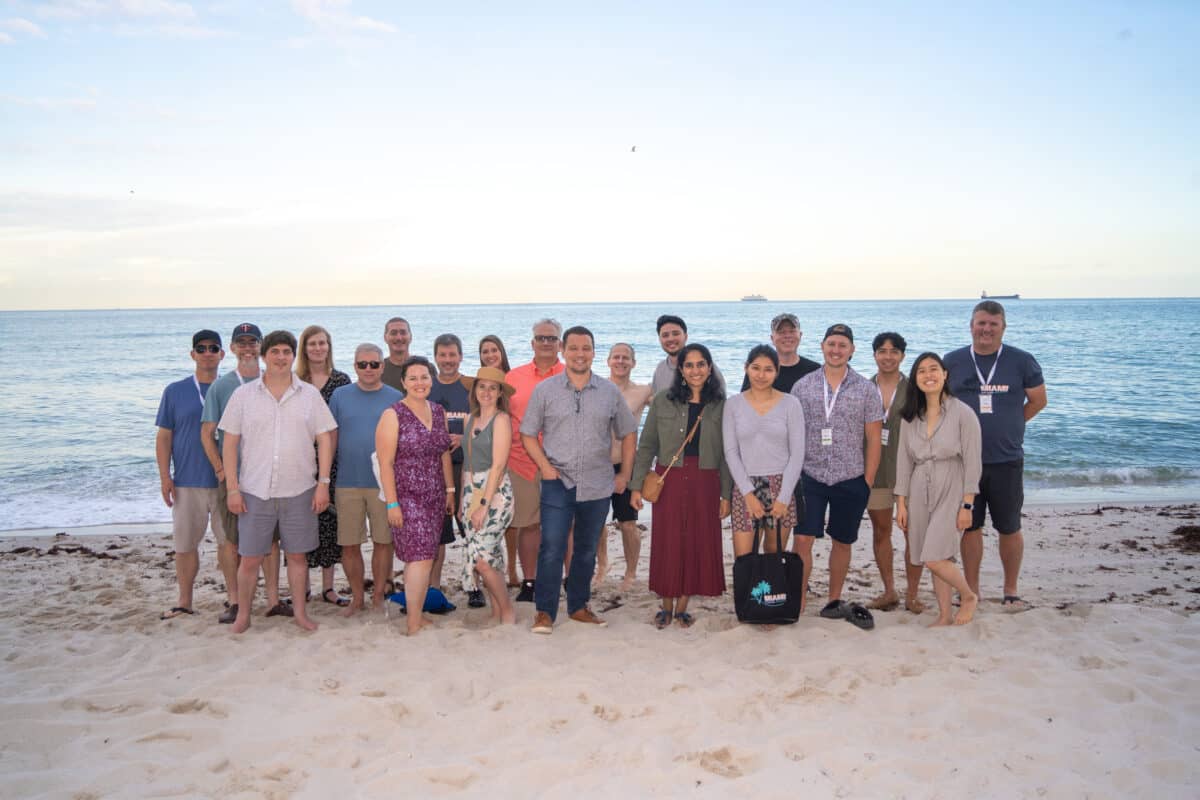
[2,502,1198,798]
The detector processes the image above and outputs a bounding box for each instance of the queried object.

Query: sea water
[0,298,1197,531]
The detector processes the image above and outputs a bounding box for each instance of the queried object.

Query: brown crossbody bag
[639,408,703,503]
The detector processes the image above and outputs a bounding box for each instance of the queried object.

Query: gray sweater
[721,392,806,499]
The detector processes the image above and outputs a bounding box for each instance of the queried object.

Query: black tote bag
[733,516,805,624]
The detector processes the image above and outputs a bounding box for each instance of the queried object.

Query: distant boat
[741,294,768,302]
[981,291,1020,300]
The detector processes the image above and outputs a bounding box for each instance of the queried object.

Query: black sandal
[322,588,349,607]
[654,609,673,629]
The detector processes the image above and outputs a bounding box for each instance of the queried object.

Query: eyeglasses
[534,335,559,344]
[355,360,382,369]
[194,345,221,354]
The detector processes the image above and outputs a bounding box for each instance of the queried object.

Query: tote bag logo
[751,580,787,607]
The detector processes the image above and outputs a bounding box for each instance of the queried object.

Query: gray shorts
[239,489,318,557]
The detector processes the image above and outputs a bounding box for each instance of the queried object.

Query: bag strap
[656,407,704,483]
[751,515,785,555]
[464,412,473,474]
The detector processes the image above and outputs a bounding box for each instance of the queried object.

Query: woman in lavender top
[722,345,806,559]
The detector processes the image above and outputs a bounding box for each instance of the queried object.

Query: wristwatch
[962,502,974,510]
[319,476,331,485]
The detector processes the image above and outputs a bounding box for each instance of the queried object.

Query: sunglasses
[534,335,559,344]
[194,344,221,354]
[355,360,382,369]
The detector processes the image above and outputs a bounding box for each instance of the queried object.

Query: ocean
[1,298,1197,532]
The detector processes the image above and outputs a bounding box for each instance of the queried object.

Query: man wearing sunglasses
[328,344,403,615]
[155,330,226,620]
[200,322,285,623]
[505,318,566,603]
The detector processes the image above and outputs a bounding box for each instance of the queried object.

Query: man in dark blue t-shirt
[429,333,475,602]
[944,300,1047,610]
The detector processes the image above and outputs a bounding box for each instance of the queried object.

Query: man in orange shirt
[506,319,566,602]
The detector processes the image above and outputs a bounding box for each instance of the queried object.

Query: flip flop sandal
[819,600,850,619]
[1001,595,1031,613]
[675,612,695,628]
[266,602,294,618]
[845,603,875,631]
[218,604,239,624]
[654,610,673,629]
[160,606,194,620]
[322,588,350,607]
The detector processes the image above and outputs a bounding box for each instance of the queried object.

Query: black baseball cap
[823,324,853,343]
[230,322,263,341]
[192,329,222,349]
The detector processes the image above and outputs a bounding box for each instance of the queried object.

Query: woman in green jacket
[631,343,732,628]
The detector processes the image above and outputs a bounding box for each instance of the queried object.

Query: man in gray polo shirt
[520,326,637,633]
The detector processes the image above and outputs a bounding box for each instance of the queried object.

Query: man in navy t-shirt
[155,329,225,620]
[944,300,1047,610]
[429,333,475,602]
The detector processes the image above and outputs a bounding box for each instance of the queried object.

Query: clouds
[290,0,396,35]
[1,17,47,42]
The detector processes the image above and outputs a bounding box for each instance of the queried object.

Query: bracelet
[479,498,488,507]
[445,487,455,493]
[228,488,241,495]
[386,501,399,509]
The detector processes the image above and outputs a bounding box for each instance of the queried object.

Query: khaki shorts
[216,479,240,546]
[508,468,541,529]
[172,486,224,552]
[335,486,392,546]
[867,486,896,512]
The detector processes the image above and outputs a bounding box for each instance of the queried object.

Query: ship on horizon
[981,291,1020,300]
[741,294,768,302]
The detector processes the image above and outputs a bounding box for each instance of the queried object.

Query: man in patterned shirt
[790,324,884,626]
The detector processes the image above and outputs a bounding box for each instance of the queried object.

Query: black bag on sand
[733,516,805,625]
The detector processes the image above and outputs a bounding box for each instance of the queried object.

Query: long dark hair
[899,352,953,422]
[668,343,724,405]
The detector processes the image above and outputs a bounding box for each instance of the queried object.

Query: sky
[1,1,1197,310]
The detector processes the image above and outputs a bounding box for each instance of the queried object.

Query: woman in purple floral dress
[375,356,454,636]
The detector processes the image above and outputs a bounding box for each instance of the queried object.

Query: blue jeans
[535,479,610,620]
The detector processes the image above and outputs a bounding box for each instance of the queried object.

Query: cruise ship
[741,294,768,302]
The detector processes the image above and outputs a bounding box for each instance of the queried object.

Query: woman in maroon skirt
[631,343,732,628]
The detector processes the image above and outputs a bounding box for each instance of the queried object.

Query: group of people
[154,300,1045,634]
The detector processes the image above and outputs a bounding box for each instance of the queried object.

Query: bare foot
[905,597,927,615]
[866,592,900,611]
[371,593,387,611]
[406,618,433,636]
[294,615,319,632]
[500,609,516,625]
[954,593,978,625]
[231,616,251,634]
[619,574,635,592]
[341,602,364,619]
[928,617,953,628]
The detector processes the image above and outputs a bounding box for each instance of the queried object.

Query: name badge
[821,427,833,446]
[979,393,993,414]
[881,428,890,447]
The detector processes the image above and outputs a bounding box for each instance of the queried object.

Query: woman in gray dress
[894,352,982,626]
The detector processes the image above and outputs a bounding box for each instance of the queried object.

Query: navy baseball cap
[230,323,263,341]
[192,329,222,348]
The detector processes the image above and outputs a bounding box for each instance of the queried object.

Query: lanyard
[822,374,842,422]
[970,345,1003,387]
[876,383,896,418]
[192,375,207,407]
